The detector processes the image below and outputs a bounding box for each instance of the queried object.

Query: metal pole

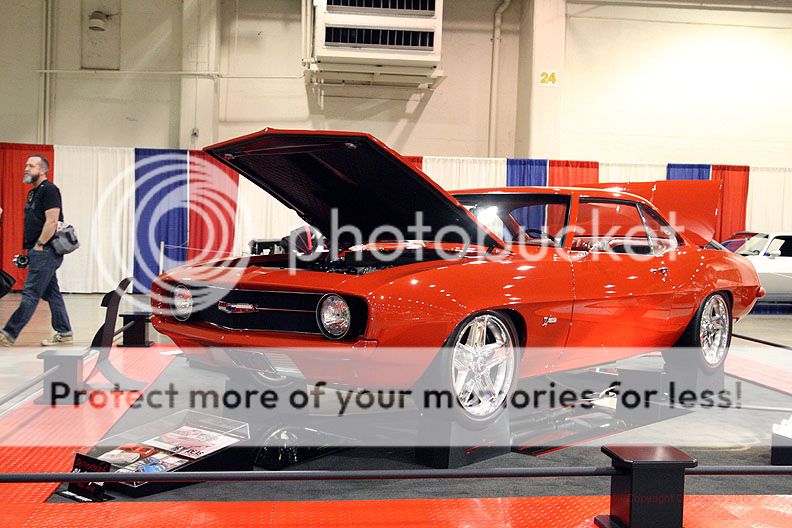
[0,466,618,484]
[0,366,60,408]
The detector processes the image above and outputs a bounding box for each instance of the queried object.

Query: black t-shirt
[23,180,64,250]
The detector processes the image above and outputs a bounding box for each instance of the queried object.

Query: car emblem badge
[218,301,257,314]
[542,316,558,327]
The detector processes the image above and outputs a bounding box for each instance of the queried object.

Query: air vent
[327,0,436,15]
[324,27,434,51]
[309,0,444,87]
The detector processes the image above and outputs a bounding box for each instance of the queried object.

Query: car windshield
[735,234,769,256]
[722,239,745,252]
[453,194,571,246]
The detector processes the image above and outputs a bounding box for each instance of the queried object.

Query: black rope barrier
[112,321,136,339]
[0,365,60,409]
[1,465,792,485]
[733,333,792,351]
[0,467,618,484]
[687,466,792,476]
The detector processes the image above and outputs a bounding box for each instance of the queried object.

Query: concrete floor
[0,293,171,397]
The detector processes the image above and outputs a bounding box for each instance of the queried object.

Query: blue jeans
[3,247,72,340]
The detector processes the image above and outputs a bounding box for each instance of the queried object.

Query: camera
[13,254,28,269]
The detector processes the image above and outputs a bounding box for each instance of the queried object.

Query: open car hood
[584,180,720,246]
[205,129,504,249]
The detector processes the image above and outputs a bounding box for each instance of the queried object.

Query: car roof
[450,186,656,208]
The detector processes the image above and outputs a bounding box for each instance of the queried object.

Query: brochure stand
[75,410,252,498]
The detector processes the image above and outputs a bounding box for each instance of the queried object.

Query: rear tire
[663,292,732,373]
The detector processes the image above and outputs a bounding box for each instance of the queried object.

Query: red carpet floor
[0,345,175,503]
[2,495,792,527]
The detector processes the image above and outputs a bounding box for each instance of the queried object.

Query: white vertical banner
[599,163,667,184]
[421,157,507,191]
[746,167,792,233]
[232,177,303,254]
[55,145,135,293]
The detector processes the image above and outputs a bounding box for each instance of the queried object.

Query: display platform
[0,333,790,511]
[27,348,790,504]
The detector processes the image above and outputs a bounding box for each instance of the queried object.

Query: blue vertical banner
[133,148,189,293]
[666,163,711,180]
[507,159,548,232]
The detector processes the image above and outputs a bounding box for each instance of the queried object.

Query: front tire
[422,311,519,428]
[225,367,305,393]
[663,292,732,372]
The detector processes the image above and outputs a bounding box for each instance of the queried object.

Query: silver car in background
[735,233,792,302]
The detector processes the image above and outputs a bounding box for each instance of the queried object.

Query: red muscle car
[151,129,762,424]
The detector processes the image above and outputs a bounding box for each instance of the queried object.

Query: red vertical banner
[711,165,749,242]
[0,143,55,288]
[402,156,423,171]
[187,151,240,262]
[548,160,599,187]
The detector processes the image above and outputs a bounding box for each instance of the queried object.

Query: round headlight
[317,294,351,339]
[172,285,193,321]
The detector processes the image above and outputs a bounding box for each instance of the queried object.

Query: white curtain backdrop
[599,163,667,183]
[422,157,507,190]
[55,145,135,293]
[232,177,303,254]
[746,167,792,232]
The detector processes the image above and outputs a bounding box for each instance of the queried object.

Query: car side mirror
[768,249,782,259]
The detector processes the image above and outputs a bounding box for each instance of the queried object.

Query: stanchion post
[36,350,89,405]
[595,445,697,528]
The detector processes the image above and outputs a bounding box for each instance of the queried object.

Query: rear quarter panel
[669,246,760,332]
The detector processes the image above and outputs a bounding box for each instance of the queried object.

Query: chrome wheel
[451,314,516,419]
[699,294,730,367]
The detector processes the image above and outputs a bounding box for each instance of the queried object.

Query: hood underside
[205,129,504,249]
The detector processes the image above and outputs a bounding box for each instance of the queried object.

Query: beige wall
[0,0,522,156]
[2,0,792,168]
[0,0,45,143]
[216,0,521,157]
[563,3,792,166]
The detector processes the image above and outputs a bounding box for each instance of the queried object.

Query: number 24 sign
[538,71,558,87]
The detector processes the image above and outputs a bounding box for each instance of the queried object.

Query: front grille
[186,288,367,339]
[324,27,435,51]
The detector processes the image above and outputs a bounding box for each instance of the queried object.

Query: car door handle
[650,267,669,281]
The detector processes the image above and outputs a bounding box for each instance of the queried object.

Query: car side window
[767,236,792,257]
[572,201,652,255]
[508,203,568,245]
[639,205,681,256]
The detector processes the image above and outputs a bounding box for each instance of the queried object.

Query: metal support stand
[595,445,697,528]
[414,412,511,469]
[119,312,153,348]
[32,278,146,405]
[82,277,145,392]
[35,349,89,405]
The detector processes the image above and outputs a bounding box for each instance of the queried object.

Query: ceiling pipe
[487,0,513,157]
[38,0,54,144]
